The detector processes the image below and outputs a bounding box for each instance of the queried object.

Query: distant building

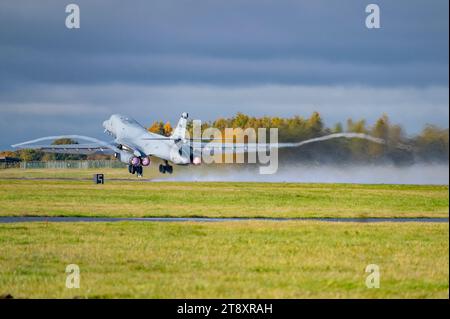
[0,156,21,163]
[0,156,21,168]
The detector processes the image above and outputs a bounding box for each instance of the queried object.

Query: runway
[0,216,448,223]
[0,177,153,182]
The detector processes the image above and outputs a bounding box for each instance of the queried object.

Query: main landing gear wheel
[159,163,173,174]
[136,165,143,177]
[129,164,143,177]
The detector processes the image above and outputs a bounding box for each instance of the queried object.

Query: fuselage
[102,114,191,165]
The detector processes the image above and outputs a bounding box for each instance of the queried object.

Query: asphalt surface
[0,177,152,182]
[0,216,448,223]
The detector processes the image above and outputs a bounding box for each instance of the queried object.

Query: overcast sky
[0,0,448,149]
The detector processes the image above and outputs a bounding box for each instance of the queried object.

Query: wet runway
[0,216,448,223]
[0,177,153,182]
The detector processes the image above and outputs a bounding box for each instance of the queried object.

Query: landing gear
[136,165,143,177]
[159,161,173,174]
[128,164,143,177]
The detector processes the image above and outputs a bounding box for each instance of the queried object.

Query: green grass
[0,177,447,218]
[0,221,447,298]
[0,168,447,298]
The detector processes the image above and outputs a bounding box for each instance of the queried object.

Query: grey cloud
[0,0,448,87]
[0,1,448,149]
[1,51,447,87]
[0,103,109,116]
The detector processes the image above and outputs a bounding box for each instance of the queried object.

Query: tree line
[2,112,448,164]
[149,112,448,164]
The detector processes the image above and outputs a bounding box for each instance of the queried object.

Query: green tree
[17,149,44,161]
[233,112,250,128]
[369,114,389,158]
[306,112,324,137]
[51,138,86,160]
[333,122,343,133]
[346,118,369,161]
[415,125,449,161]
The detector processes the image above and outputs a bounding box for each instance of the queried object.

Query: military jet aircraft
[12,113,202,177]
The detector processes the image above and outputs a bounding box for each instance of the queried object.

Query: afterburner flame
[131,157,140,166]
[192,156,201,165]
[141,157,150,166]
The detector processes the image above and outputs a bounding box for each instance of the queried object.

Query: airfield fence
[17,160,127,169]
[0,162,20,169]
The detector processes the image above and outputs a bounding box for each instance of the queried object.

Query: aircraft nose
[103,119,113,135]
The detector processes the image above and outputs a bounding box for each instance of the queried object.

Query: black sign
[93,174,104,184]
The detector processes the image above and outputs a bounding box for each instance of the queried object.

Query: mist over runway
[2,163,447,185]
[157,163,449,185]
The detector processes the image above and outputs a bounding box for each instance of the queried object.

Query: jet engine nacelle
[141,157,150,166]
[130,156,141,166]
[114,151,134,164]
[115,151,150,167]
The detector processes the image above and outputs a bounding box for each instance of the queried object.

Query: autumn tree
[232,112,250,128]
[0,151,17,158]
[148,121,165,135]
[163,122,173,137]
[127,112,448,163]
[213,118,228,134]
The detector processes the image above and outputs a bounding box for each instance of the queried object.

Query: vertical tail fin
[171,112,188,140]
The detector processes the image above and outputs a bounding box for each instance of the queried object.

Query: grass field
[0,221,448,298]
[0,168,150,179]
[0,168,448,298]
[0,170,448,218]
